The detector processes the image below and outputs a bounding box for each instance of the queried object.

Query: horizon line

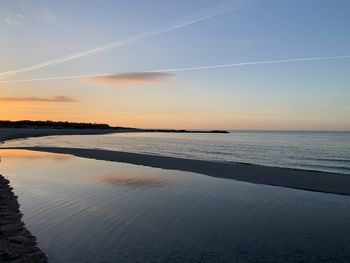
[0,120,349,132]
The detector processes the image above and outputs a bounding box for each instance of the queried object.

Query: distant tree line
[0,120,228,133]
[0,120,112,129]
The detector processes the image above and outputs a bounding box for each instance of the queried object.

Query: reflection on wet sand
[1,149,350,263]
[0,149,71,161]
[95,173,167,188]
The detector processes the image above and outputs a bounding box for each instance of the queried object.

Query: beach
[0,176,47,262]
[3,0,349,261]
[1,128,350,196]
[1,129,350,262]
[6,146,350,196]
[2,147,350,262]
[0,128,125,262]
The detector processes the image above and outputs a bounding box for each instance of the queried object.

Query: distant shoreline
[0,121,229,135]
[0,127,229,145]
[0,128,132,144]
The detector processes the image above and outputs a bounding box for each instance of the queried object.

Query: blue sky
[1,0,350,130]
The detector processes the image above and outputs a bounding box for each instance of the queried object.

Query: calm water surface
[1,149,350,262]
[3,131,350,174]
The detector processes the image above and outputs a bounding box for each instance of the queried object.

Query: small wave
[306,158,350,163]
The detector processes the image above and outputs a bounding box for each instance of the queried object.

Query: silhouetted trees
[0,120,111,129]
[0,120,229,133]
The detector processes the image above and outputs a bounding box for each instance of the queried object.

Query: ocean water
[3,131,350,174]
[1,149,350,263]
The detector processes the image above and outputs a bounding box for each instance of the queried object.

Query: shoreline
[0,130,349,196]
[0,128,136,143]
[0,175,48,262]
[3,146,350,196]
[0,130,349,261]
[0,127,229,146]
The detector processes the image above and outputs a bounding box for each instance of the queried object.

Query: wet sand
[1,131,350,262]
[0,128,124,262]
[6,146,350,196]
[2,149,350,262]
[0,175,47,262]
[1,128,350,195]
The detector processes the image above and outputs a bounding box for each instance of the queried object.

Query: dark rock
[0,174,48,262]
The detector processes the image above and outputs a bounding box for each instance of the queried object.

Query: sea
[1,131,350,262]
[1,149,350,262]
[3,131,350,174]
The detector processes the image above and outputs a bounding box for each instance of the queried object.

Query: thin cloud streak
[1,55,350,84]
[0,95,78,102]
[85,72,171,86]
[153,55,350,73]
[0,0,257,80]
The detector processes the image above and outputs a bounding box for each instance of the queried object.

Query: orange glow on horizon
[1,86,349,131]
[1,106,349,131]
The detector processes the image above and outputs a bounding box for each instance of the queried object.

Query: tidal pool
[1,149,350,263]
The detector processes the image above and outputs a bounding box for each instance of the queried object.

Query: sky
[1,0,350,130]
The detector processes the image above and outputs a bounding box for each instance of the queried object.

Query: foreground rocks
[0,175,47,262]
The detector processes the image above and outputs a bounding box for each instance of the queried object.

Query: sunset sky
[1,0,350,130]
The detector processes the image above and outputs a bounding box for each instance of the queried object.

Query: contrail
[1,55,349,83]
[0,0,257,80]
[152,55,350,73]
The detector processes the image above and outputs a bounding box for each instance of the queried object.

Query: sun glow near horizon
[1,0,349,130]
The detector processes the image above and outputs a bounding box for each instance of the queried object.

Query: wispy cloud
[4,17,21,26]
[0,0,258,80]
[3,11,25,26]
[2,7,55,27]
[85,72,172,86]
[152,55,350,73]
[0,95,78,102]
[2,55,350,84]
[41,9,55,22]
